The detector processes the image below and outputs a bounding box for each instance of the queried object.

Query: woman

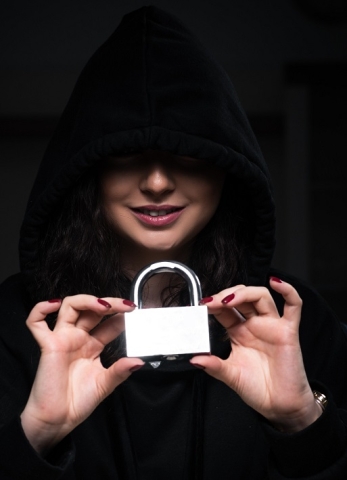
[1,6,347,479]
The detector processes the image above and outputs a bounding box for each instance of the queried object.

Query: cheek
[198,173,225,210]
[101,175,130,204]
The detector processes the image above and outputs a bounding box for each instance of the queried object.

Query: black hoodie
[1,6,347,479]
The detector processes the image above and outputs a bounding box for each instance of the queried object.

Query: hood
[19,5,276,286]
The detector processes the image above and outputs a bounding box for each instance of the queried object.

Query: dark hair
[34,164,251,299]
[32,162,253,362]
[34,165,130,303]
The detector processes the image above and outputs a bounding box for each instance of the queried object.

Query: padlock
[124,261,210,360]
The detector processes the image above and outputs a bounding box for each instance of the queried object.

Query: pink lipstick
[131,205,184,226]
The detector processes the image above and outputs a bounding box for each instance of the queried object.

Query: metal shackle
[129,261,202,308]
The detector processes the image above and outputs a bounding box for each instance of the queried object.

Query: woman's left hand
[190,277,322,432]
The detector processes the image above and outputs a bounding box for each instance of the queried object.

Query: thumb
[190,355,233,385]
[101,357,145,396]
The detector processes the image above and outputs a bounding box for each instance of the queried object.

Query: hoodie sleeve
[263,387,347,479]
[262,270,347,479]
[0,275,75,479]
[0,416,75,480]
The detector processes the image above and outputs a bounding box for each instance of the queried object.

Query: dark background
[1,0,347,320]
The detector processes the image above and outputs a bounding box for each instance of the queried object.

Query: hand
[20,295,144,454]
[190,278,322,432]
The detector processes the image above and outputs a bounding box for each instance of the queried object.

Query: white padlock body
[125,305,210,357]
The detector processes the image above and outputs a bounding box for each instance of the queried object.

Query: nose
[139,161,175,197]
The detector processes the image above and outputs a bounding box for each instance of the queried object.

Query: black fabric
[0,416,74,479]
[1,273,347,479]
[19,5,275,288]
[263,384,347,478]
[1,5,347,479]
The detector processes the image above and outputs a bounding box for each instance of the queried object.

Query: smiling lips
[132,205,185,226]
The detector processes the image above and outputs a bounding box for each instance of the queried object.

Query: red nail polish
[48,298,61,303]
[129,364,143,372]
[200,296,213,305]
[123,299,137,307]
[270,277,282,283]
[221,293,235,304]
[97,298,112,308]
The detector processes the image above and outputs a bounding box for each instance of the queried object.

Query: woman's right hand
[20,295,144,455]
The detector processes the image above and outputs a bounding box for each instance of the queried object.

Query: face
[100,150,225,263]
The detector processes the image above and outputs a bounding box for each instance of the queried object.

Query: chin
[136,238,186,256]
[146,243,180,253]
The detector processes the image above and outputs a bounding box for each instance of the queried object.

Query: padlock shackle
[129,261,202,307]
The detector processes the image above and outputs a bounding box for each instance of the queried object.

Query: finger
[190,355,235,387]
[55,295,110,329]
[99,357,145,396]
[216,306,246,330]
[76,298,136,332]
[90,313,125,345]
[203,286,276,331]
[269,277,302,324]
[201,287,249,330]
[201,285,247,317]
[218,286,278,321]
[55,296,136,331]
[218,285,258,319]
[26,299,62,343]
[205,284,246,306]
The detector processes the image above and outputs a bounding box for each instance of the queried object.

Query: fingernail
[200,296,213,305]
[221,293,235,304]
[191,363,206,370]
[97,298,112,308]
[123,299,137,307]
[270,277,282,283]
[48,298,61,303]
[129,364,144,372]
